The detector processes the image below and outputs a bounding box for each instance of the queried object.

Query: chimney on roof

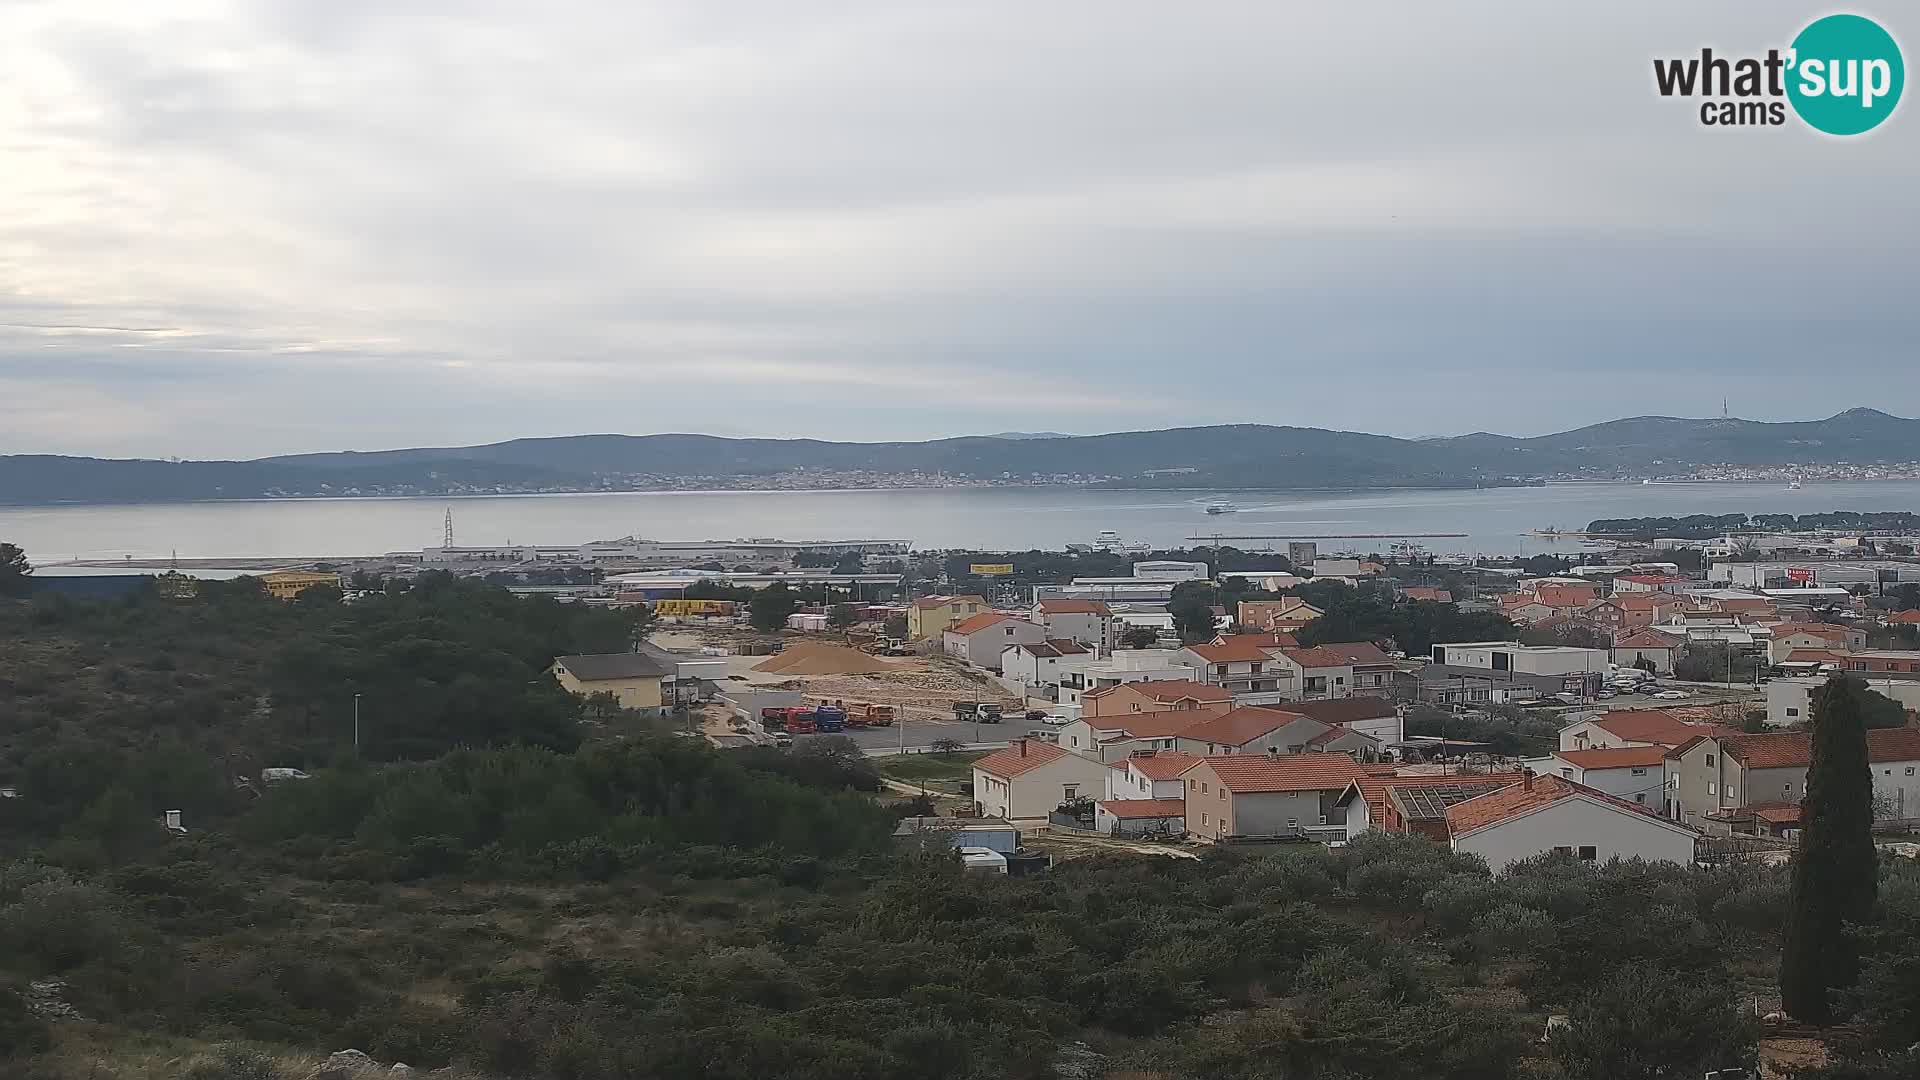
[1522,769,1534,791]
[1019,739,1028,758]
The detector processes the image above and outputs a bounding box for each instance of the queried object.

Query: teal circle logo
[1787,14,1904,135]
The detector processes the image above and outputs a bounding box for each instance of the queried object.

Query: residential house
[550,653,670,714]
[1105,749,1203,800]
[1614,574,1694,595]
[1174,707,1332,756]
[1094,798,1188,838]
[1237,598,1323,632]
[1284,696,1405,744]
[1558,709,1732,752]
[1177,636,1295,697]
[1768,675,1920,728]
[1335,772,1525,840]
[1886,610,1920,627]
[907,594,989,640]
[1060,649,1206,711]
[1665,727,1920,827]
[1842,650,1920,675]
[1270,646,1357,700]
[943,614,1046,671]
[1305,724,1386,760]
[1080,679,1232,720]
[1612,629,1685,675]
[1766,622,1867,664]
[1542,746,1668,809]
[1032,599,1114,649]
[971,738,1113,821]
[1179,753,1364,841]
[1533,582,1601,607]
[1401,587,1453,603]
[1309,641,1396,694]
[1445,773,1700,872]
[1000,639,1093,698]
[1061,702,1228,761]
[1498,595,1562,626]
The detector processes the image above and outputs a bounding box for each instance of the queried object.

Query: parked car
[1596,689,1616,699]
[1041,713,1070,727]
[1654,689,1689,700]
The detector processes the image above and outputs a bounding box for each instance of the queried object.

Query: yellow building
[260,570,342,600]
[550,653,669,714]
[906,594,989,640]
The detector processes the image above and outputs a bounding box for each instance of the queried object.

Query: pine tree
[1780,673,1879,1023]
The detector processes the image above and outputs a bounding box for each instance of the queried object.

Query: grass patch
[877,751,984,785]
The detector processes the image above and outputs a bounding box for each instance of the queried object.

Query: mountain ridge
[3,409,1917,506]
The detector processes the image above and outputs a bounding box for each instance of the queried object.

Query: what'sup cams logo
[1655,13,1903,134]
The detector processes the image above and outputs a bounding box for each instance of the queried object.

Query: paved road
[788,715,1026,752]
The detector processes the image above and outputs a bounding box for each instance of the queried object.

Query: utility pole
[353,693,362,756]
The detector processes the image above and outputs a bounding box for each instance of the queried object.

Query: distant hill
[3,409,1918,505]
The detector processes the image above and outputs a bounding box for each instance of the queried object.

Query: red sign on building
[1787,567,1814,584]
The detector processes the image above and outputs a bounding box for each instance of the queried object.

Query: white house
[999,639,1093,697]
[1032,599,1115,649]
[1444,773,1699,873]
[1059,649,1202,710]
[1558,709,1728,752]
[943,614,1046,671]
[1104,750,1203,801]
[970,739,1114,821]
[1611,629,1684,675]
[1173,706,1332,757]
[1540,746,1668,810]
[1767,676,1920,728]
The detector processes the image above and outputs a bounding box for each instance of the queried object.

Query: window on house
[1560,768,1572,778]
[1784,783,1792,795]
[1063,786,1077,800]
[1631,768,1647,776]
[1908,767,1916,776]
[1286,818,1297,830]
[1552,845,1573,856]
[1218,788,1225,801]
[1706,754,1715,767]
[1708,782,1717,795]
[1201,812,1208,826]
[1578,846,1597,861]
[1201,782,1209,794]
[1727,785,1736,799]
[1634,793,1646,804]
[1786,708,1800,717]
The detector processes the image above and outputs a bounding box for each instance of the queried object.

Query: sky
[2,1,1916,459]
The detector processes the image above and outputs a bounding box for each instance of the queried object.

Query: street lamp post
[353,693,362,756]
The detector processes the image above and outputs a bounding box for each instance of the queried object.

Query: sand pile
[752,643,900,676]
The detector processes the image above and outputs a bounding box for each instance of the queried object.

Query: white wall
[1452,795,1696,873]
[1551,761,1665,810]
[973,754,1110,820]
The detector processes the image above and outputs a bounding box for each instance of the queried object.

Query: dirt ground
[1759,1036,1827,1078]
[656,629,1024,721]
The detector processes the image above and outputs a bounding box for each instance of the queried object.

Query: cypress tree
[1779,674,1879,1023]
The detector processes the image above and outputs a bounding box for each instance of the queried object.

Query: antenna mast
[444,507,455,548]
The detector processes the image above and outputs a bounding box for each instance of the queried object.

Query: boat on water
[1092,530,1152,554]
[1787,480,1803,490]
[1204,501,1238,515]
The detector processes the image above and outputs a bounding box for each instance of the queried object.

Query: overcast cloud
[2,1,1915,457]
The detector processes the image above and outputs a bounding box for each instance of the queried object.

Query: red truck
[849,703,895,727]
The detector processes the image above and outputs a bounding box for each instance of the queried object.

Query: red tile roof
[1280,646,1360,669]
[1282,696,1397,726]
[1312,641,1394,666]
[1085,679,1232,704]
[1338,771,1525,829]
[1772,623,1852,638]
[1123,750,1204,780]
[1187,637,1287,663]
[973,739,1071,779]
[1554,746,1670,770]
[1192,753,1363,793]
[1097,797,1188,819]
[1535,584,1600,607]
[1887,610,1920,625]
[1783,648,1848,665]
[1091,712,1214,739]
[1402,587,1453,603]
[947,612,1017,635]
[1748,802,1803,825]
[1179,706,1311,748]
[1444,774,1683,837]
[1037,599,1112,615]
[1588,710,1727,747]
[1720,727,1920,769]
